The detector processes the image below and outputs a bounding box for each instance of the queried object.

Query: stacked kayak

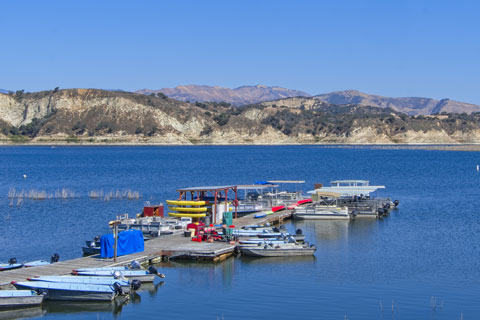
[166,200,207,218]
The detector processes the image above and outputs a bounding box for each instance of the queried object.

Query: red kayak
[297,199,312,205]
[271,205,285,212]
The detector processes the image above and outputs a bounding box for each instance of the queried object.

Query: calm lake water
[0,146,479,319]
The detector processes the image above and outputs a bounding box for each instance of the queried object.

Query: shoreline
[1,141,480,151]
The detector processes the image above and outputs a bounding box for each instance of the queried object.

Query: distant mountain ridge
[314,90,480,115]
[136,86,480,115]
[135,85,310,105]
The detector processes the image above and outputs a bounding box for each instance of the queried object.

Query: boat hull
[240,247,316,257]
[293,213,350,220]
[12,283,116,301]
[0,291,45,308]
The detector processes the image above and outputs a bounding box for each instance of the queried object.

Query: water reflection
[240,255,316,265]
[42,296,129,317]
[0,306,44,320]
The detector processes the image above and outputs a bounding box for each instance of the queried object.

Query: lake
[0,146,479,319]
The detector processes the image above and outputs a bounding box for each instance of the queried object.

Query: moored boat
[293,206,351,220]
[11,281,121,301]
[0,290,45,308]
[240,242,316,257]
[24,253,60,268]
[0,259,23,271]
[28,276,141,294]
[72,266,165,283]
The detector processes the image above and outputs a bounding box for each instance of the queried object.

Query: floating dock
[0,209,294,289]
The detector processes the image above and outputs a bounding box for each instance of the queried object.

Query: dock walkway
[0,209,293,288]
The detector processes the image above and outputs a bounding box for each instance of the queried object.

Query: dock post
[113,223,118,262]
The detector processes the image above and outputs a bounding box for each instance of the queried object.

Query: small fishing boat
[24,253,60,268]
[0,258,23,271]
[11,281,122,301]
[72,266,164,283]
[240,242,316,257]
[293,206,351,220]
[29,276,141,294]
[0,290,45,308]
[73,260,142,273]
[81,246,100,256]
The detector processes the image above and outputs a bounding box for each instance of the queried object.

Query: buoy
[23,174,27,178]
[477,165,479,172]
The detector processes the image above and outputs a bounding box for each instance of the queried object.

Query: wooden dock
[0,209,294,289]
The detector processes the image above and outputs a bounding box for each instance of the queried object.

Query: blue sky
[1,0,479,103]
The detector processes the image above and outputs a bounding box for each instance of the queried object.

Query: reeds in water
[89,189,141,201]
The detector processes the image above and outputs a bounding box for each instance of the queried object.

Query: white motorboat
[240,242,316,257]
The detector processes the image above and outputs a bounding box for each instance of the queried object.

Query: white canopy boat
[0,290,45,308]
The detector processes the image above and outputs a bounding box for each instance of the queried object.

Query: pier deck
[0,209,294,288]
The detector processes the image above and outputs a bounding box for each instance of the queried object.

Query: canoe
[166,200,206,206]
[167,212,206,218]
[0,263,23,271]
[12,281,119,301]
[0,290,45,308]
[168,207,207,213]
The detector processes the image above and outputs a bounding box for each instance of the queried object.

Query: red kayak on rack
[271,205,285,212]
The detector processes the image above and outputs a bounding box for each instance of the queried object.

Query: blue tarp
[254,181,275,185]
[100,229,144,258]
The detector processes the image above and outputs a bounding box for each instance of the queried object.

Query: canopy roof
[307,185,385,196]
[177,185,237,192]
[236,184,278,190]
[267,180,305,184]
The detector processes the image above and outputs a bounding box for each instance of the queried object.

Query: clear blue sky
[1,0,479,103]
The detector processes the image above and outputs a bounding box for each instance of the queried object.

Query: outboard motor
[377,208,385,216]
[272,227,279,233]
[296,229,303,235]
[94,235,100,242]
[113,271,124,279]
[351,211,358,218]
[8,258,17,265]
[147,266,158,275]
[50,253,60,263]
[130,260,141,269]
[130,279,142,291]
[113,282,123,295]
[394,200,399,207]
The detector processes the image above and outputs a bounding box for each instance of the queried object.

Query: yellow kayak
[168,212,206,218]
[169,207,208,213]
[166,200,206,206]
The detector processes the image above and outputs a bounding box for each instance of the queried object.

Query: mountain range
[1,88,480,145]
[136,85,310,106]
[137,85,480,115]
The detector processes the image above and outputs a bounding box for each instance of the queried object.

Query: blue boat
[0,258,23,271]
[0,290,45,308]
[12,281,121,301]
[73,266,164,282]
[24,253,60,268]
[29,276,141,293]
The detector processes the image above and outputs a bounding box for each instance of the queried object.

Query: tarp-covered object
[100,230,144,258]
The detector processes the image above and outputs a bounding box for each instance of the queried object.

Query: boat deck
[0,209,294,289]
